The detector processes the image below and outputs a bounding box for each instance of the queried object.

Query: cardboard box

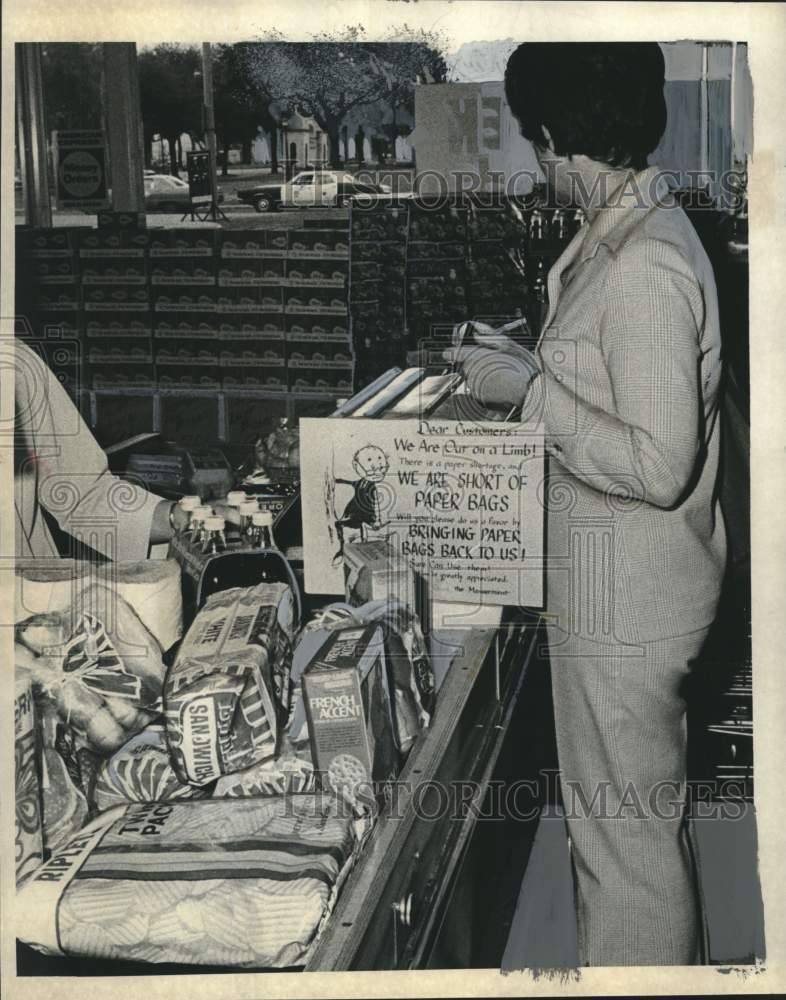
[352,240,405,262]
[34,289,81,312]
[286,259,347,285]
[343,538,417,608]
[350,204,408,241]
[150,260,216,285]
[222,370,287,391]
[157,370,219,390]
[81,259,147,284]
[301,623,398,806]
[88,343,153,365]
[154,318,217,339]
[288,229,349,257]
[218,230,288,255]
[19,227,80,257]
[30,258,79,280]
[155,346,218,366]
[220,347,286,367]
[219,319,285,340]
[91,368,156,389]
[97,209,147,230]
[285,313,349,337]
[220,231,276,258]
[288,368,353,395]
[84,286,150,311]
[149,229,216,257]
[348,278,380,304]
[284,287,347,315]
[153,289,216,313]
[78,229,149,257]
[286,336,353,365]
[86,318,152,338]
[217,287,283,313]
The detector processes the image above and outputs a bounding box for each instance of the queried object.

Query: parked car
[143,173,224,212]
[236,170,394,212]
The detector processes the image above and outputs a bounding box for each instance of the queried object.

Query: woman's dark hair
[504,42,667,169]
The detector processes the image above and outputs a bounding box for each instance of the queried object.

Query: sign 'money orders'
[53,130,109,212]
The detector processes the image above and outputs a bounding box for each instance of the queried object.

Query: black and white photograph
[3,2,785,996]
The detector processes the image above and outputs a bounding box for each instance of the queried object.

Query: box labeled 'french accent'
[301,623,398,808]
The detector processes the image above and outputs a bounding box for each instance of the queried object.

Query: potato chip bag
[17,795,358,968]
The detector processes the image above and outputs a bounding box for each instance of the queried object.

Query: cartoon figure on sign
[329,445,390,564]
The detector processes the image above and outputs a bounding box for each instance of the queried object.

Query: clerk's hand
[443,335,541,410]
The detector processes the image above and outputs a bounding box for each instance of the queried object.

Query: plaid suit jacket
[522,166,727,644]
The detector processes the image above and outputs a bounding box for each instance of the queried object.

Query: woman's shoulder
[623,199,710,275]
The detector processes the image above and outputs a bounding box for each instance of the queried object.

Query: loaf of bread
[164,583,295,785]
[91,724,210,812]
[16,583,166,754]
[212,748,315,798]
[37,699,90,855]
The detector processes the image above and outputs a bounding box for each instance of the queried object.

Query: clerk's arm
[525,239,707,508]
[22,345,170,559]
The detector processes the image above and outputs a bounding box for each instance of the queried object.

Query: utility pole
[201,43,225,222]
[102,43,145,213]
[16,43,52,227]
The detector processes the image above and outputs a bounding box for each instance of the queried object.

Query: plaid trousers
[547,623,710,966]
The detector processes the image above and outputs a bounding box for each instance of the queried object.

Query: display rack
[80,385,345,441]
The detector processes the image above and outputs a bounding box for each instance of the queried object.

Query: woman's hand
[443,326,541,410]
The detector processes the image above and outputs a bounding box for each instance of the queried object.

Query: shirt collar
[576,164,675,260]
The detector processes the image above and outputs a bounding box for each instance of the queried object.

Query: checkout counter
[16,389,555,974]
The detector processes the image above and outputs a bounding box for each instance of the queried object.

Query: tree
[367,28,448,156]
[242,28,385,167]
[138,44,202,175]
[40,44,103,133]
[242,28,448,167]
[213,44,277,175]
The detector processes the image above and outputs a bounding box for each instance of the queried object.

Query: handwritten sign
[300,416,545,607]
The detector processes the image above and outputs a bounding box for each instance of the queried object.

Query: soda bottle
[225,490,248,511]
[249,510,276,550]
[238,500,260,544]
[175,496,201,537]
[201,516,227,556]
[189,505,213,547]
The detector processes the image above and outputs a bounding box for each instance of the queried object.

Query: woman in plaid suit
[450,43,726,965]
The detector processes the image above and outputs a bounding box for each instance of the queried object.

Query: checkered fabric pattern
[517,166,728,966]
[521,166,727,644]
[548,623,711,966]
